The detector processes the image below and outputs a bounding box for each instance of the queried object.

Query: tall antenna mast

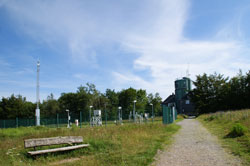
[36,60,40,126]
[36,60,40,109]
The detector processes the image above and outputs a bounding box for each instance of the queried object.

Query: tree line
[2,70,249,119]
[0,83,162,120]
[190,70,250,114]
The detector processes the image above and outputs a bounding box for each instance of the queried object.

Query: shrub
[178,114,189,119]
[227,123,247,138]
[205,115,216,121]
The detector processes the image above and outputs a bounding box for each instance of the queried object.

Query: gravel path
[153,119,242,166]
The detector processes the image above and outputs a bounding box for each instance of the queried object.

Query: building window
[186,100,190,104]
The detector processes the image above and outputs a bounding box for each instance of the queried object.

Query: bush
[178,114,188,119]
[205,115,216,121]
[227,123,247,138]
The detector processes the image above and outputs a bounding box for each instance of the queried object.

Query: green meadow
[0,118,182,166]
[198,109,250,166]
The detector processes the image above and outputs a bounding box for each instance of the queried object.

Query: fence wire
[0,112,162,128]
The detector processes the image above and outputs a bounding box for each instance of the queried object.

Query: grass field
[198,109,250,165]
[0,117,182,166]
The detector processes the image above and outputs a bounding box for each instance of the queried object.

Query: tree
[246,71,250,108]
[0,94,35,119]
[136,89,148,114]
[0,83,164,120]
[152,93,162,116]
[41,93,60,117]
[105,89,119,119]
[190,71,250,114]
[118,87,137,118]
[58,92,78,115]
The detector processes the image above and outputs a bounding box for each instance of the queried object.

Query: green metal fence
[0,111,163,129]
[162,105,177,124]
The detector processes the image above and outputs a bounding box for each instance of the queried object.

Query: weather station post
[35,60,40,126]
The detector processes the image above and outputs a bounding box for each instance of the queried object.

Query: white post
[89,106,93,126]
[133,100,137,122]
[150,103,154,122]
[118,106,122,124]
[36,61,40,126]
[66,109,70,128]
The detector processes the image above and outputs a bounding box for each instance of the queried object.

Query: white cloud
[114,0,250,99]
[2,0,250,100]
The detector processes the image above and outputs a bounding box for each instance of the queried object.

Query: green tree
[136,89,148,114]
[118,87,137,118]
[58,92,78,115]
[246,71,250,108]
[0,94,35,119]
[152,93,162,116]
[41,93,60,117]
[105,89,119,119]
[190,71,250,114]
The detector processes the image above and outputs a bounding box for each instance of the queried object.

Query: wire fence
[0,112,163,129]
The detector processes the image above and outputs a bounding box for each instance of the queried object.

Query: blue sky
[0,0,250,102]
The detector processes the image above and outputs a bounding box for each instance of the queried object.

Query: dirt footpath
[153,119,242,166]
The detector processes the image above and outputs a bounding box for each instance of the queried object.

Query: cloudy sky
[0,0,250,102]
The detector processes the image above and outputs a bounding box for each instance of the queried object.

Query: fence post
[57,114,59,128]
[3,120,5,128]
[105,109,107,127]
[80,111,82,128]
[16,117,18,128]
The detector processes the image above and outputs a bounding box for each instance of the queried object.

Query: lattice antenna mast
[36,60,40,126]
[36,60,40,109]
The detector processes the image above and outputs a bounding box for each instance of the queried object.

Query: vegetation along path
[153,119,242,166]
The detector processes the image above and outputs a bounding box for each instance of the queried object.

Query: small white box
[94,110,101,116]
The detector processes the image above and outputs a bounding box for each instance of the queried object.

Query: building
[162,77,195,115]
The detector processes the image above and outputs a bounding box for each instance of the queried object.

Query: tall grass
[0,120,180,166]
[198,109,250,166]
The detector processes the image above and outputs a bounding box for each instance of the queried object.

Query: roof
[162,93,175,105]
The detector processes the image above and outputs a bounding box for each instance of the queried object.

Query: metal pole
[80,111,82,128]
[89,108,91,126]
[89,106,92,126]
[133,102,135,122]
[57,114,59,128]
[68,111,70,128]
[35,61,40,126]
[116,108,118,125]
[105,104,107,127]
[133,100,136,122]
[152,104,154,122]
[118,107,122,124]
[66,109,70,128]
[16,117,18,128]
[150,103,154,123]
